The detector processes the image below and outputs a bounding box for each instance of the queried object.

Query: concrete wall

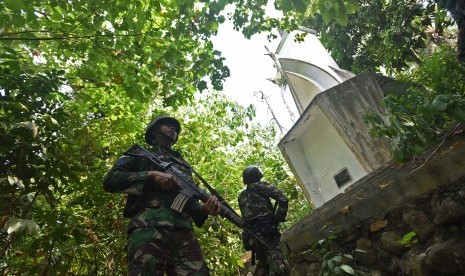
[279,72,392,208]
[314,73,391,172]
[282,135,465,276]
[300,111,368,205]
[282,140,465,252]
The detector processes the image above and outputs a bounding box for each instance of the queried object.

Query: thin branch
[423,122,463,164]
[407,122,463,176]
[0,33,144,41]
[64,0,113,36]
[254,90,285,134]
[264,45,296,123]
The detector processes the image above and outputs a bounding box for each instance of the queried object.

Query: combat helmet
[145,115,181,145]
[242,166,263,184]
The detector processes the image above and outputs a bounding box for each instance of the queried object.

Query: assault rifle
[124,144,273,250]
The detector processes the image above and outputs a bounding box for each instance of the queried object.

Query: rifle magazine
[171,193,190,212]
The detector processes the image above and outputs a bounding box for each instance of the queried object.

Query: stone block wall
[239,176,465,276]
[289,179,465,276]
[241,129,465,275]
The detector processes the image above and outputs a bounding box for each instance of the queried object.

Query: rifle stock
[124,144,273,250]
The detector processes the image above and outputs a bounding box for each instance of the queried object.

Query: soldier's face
[154,123,178,143]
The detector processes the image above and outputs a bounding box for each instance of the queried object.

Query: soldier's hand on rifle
[147,171,182,190]
[202,196,221,216]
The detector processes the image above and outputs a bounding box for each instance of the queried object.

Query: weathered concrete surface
[282,141,465,253]
[279,72,401,209]
[314,72,392,172]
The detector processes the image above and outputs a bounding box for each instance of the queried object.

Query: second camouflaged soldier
[238,166,290,275]
[103,115,220,276]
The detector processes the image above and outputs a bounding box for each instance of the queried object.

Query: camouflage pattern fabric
[238,181,288,223]
[129,206,194,230]
[246,229,289,276]
[103,145,208,230]
[103,145,207,227]
[103,144,210,275]
[128,227,209,276]
[266,249,290,276]
[238,181,290,275]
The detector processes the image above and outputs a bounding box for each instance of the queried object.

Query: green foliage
[0,67,309,274]
[364,46,465,162]
[0,0,358,274]
[4,218,40,235]
[229,0,360,40]
[301,231,355,276]
[301,0,453,75]
[320,253,355,276]
[0,44,136,275]
[0,0,359,107]
[401,231,418,247]
[165,91,310,274]
[0,0,233,105]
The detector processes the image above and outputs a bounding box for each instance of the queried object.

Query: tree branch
[0,33,144,41]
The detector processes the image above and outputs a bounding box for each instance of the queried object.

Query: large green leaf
[4,0,26,11]
[5,218,40,235]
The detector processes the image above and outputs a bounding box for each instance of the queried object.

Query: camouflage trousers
[252,234,289,276]
[253,248,289,276]
[127,227,209,276]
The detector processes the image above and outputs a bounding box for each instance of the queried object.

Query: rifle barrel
[124,144,273,250]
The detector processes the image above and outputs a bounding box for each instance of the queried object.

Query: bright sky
[210,8,298,133]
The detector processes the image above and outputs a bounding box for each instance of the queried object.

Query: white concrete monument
[276,30,400,208]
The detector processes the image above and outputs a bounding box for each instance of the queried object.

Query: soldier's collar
[152,143,173,154]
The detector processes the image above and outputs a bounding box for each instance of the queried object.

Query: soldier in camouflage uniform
[238,166,290,276]
[103,115,221,276]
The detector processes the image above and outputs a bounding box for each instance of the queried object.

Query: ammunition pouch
[242,231,253,250]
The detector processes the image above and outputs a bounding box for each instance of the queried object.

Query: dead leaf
[390,162,404,169]
[378,182,390,189]
[449,141,464,150]
[86,229,99,245]
[342,205,351,215]
[370,220,388,232]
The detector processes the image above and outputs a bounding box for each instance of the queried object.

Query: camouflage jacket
[103,144,207,231]
[238,181,289,224]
